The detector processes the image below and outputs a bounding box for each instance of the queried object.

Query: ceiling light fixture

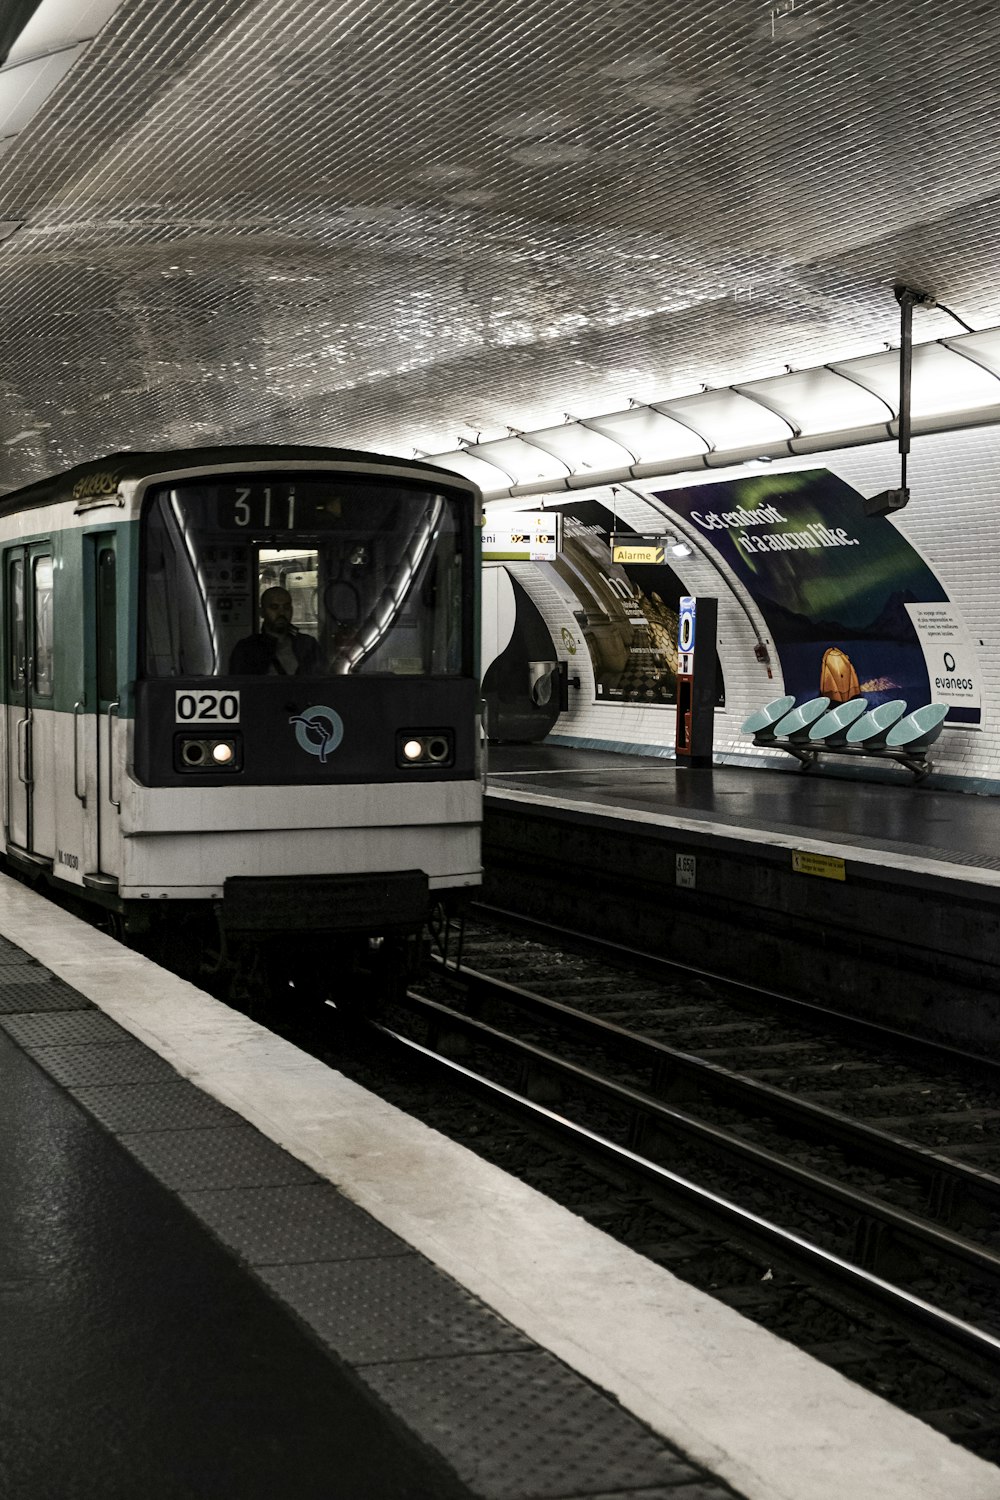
[0,0,122,154]
[430,322,1000,501]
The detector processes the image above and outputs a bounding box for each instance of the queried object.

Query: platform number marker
[676,853,696,889]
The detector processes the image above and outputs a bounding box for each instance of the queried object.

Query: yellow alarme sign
[792,850,846,881]
[612,544,664,564]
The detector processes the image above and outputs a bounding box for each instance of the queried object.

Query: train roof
[0,443,480,515]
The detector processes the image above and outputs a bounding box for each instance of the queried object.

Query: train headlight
[176,736,242,773]
[396,730,454,767]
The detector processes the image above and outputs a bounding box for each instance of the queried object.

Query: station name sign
[482,511,563,562]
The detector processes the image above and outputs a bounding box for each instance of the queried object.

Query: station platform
[2,873,1000,1499]
[483,743,1000,1053]
[485,742,1000,893]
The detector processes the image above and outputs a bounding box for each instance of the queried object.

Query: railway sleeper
[853,1216,926,1280]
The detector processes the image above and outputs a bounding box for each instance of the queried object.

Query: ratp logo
[288,706,344,763]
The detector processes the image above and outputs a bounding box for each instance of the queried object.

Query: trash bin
[528,661,558,706]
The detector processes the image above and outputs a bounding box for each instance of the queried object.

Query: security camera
[863,487,909,517]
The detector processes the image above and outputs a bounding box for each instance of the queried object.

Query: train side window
[8,555,24,691]
[141,492,217,676]
[97,547,117,702]
[32,554,54,697]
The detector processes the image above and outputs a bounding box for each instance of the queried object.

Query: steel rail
[465,900,1000,1083]
[429,953,1000,1223]
[375,1013,1000,1385]
[402,989,1000,1289]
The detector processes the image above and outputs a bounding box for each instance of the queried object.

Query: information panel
[482,511,563,562]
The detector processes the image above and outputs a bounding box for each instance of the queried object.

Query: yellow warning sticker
[792,850,846,881]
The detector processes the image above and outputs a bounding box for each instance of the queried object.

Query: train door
[92,535,121,881]
[4,544,56,861]
[5,550,28,849]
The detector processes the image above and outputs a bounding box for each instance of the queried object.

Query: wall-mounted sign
[661,468,982,727]
[611,535,665,565]
[482,511,563,561]
[678,595,696,672]
[903,604,981,717]
[792,850,846,881]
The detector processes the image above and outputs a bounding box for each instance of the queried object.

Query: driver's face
[261,589,293,633]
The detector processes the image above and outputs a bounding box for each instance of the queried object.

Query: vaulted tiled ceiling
[0,0,997,489]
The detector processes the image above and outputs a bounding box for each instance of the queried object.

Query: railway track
[357,907,1000,1457]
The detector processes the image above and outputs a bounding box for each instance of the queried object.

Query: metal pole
[898,287,913,495]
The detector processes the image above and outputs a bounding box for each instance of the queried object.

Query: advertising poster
[551,500,724,707]
[659,469,981,725]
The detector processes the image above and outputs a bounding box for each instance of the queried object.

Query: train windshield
[141,475,470,679]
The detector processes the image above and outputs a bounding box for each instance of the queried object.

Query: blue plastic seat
[771,697,830,742]
[808,697,869,746]
[740,696,795,738]
[845,699,907,747]
[885,702,948,752]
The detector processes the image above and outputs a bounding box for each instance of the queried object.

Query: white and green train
[0,444,483,999]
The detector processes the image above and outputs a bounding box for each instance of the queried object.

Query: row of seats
[740,695,948,780]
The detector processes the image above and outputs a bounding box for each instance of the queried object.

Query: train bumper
[220,869,433,934]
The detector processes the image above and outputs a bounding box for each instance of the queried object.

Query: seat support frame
[753,735,934,782]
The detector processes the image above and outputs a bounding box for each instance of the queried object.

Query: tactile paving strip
[0,926,747,1498]
[0,942,41,965]
[259,1256,535,1365]
[362,1350,706,1500]
[0,1009,129,1049]
[70,1079,239,1134]
[118,1125,322,1192]
[488,775,1000,877]
[582,1488,739,1499]
[0,977,95,1013]
[747,816,1000,874]
[28,1041,182,1088]
[181,1182,413,1265]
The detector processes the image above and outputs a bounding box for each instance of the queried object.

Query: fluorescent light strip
[433,328,1000,499]
[0,0,121,140]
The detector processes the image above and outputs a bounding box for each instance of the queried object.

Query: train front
[127,458,483,993]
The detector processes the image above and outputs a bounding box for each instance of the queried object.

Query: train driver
[229,586,322,675]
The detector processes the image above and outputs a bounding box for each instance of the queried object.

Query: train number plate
[174,689,241,725]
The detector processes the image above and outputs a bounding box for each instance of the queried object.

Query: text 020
[175,690,241,725]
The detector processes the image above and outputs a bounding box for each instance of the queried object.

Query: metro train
[0,444,483,1005]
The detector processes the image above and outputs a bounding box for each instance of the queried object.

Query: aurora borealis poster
[659,469,981,725]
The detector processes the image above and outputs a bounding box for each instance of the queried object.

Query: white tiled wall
[498,424,1000,787]
[829,432,998,784]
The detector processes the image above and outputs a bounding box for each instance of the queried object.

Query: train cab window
[140,477,470,680]
[32,555,54,697]
[258,548,319,634]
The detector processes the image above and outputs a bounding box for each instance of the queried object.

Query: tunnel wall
[500,423,1000,789]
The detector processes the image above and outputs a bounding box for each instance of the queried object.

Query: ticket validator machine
[675,595,718,768]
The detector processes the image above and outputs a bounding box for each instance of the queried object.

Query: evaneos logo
[288,706,344,763]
